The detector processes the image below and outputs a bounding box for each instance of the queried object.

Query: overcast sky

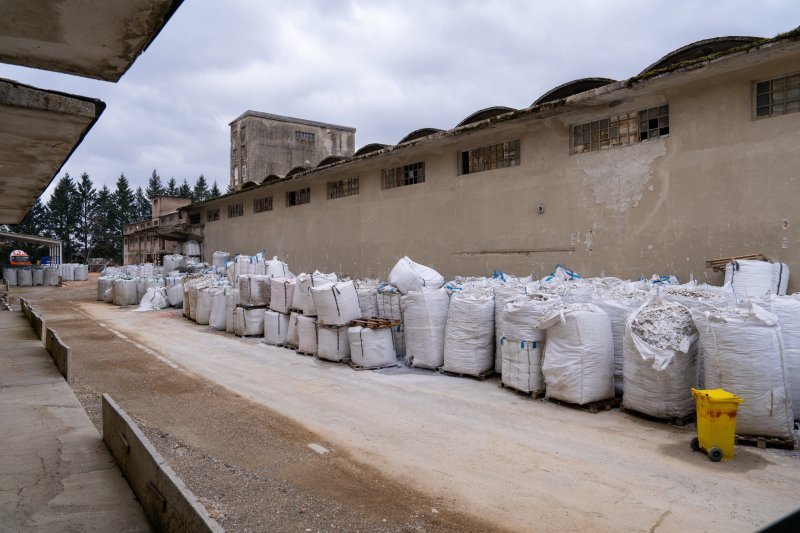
[1,0,798,196]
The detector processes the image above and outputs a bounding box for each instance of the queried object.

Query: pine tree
[226,184,234,194]
[111,174,136,260]
[166,177,178,196]
[177,178,192,199]
[134,187,151,221]
[11,198,46,236]
[209,181,221,199]
[146,169,165,200]
[46,173,79,261]
[75,172,97,262]
[91,185,118,261]
[193,174,209,203]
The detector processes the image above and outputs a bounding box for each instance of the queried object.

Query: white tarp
[311,281,362,326]
[443,288,495,375]
[234,306,265,336]
[269,278,295,314]
[264,310,290,345]
[725,260,790,297]
[297,315,317,354]
[691,301,794,438]
[317,325,351,362]
[348,326,396,368]
[537,303,615,405]
[388,256,445,294]
[767,295,800,418]
[402,288,450,369]
[501,339,544,394]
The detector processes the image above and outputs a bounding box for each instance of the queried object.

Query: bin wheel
[690,437,701,452]
[708,447,723,462]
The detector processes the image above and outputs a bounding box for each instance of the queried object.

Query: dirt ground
[14,277,496,532]
[12,275,800,532]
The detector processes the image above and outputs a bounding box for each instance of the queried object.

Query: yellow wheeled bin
[690,388,743,462]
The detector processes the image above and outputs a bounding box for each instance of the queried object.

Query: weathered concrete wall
[45,327,71,382]
[102,394,223,532]
[30,308,44,343]
[196,56,800,292]
[20,297,31,321]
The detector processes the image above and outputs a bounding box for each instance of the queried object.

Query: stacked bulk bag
[238,275,252,306]
[265,256,292,278]
[73,265,89,281]
[212,251,229,270]
[135,277,147,301]
[355,278,380,318]
[286,311,300,347]
[135,287,168,311]
[32,269,44,286]
[402,288,450,369]
[767,295,800,417]
[317,325,351,362]
[264,310,290,345]
[97,277,112,301]
[196,287,214,325]
[296,315,317,354]
[311,281,362,325]
[537,303,615,405]
[183,240,201,256]
[225,289,240,333]
[295,271,338,315]
[388,256,445,294]
[248,275,272,307]
[234,306,265,336]
[209,289,228,331]
[166,281,184,307]
[163,254,183,272]
[443,288,495,376]
[43,266,59,286]
[60,264,75,281]
[17,269,32,286]
[493,283,529,373]
[691,301,794,439]
[3,267,17,286]
[348,326,396,368]
[622,295,698,419]
[725,259,790,297]
[269,278,295,314]
[112,279,138,306]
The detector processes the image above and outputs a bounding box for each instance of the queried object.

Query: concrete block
[45,327,71,382]
[30,308,44,342]
[102,394,223,533]
[19,297,30,321]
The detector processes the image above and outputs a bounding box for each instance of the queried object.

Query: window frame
[286,187,311,207]
[227,202,244,218]
[327,176,360,199]
[382,161,426,190]
[754,72,800,119]
[571,104,669,155]
[207,208,220,222]
[458,139,520,175]
[254,196,273,213]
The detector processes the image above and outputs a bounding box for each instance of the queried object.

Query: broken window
[572,104,669,154]
[295,130,315,143]
[207,208,220,222]
[228,203,244,218]
[755,73,800,118]
[328,177,359,199]
[459,140,520,175]
[254,196,273,213]
[382,162,425,189]
[286,187,311,207]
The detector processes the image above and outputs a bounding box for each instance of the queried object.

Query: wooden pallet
[499,382,544,399]
[347,360,401,371]
[705,253,770,272]
[547,396,620,414]
[295,350,316,357]
[316,355,350,365]
[276,343,296,350]
[350,317,401,329]
[437,367,495,381]
[735,434,795,450]
[236,304,268,310]
[619,404,695,426]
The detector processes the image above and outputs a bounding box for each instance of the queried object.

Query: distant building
[229,111,356,192]
[123,195,195,264]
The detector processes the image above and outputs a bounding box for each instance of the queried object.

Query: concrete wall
[102,394,223,532]
[31,308,44,343]
[194,56,800,292]
[45,327,71,382]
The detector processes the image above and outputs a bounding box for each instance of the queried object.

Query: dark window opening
[286,188,311,206]
[382,162,425,189]
[459,139,520,175]
[254,196,273,213]
[755,73,800,118]
[228,203,244,218]
[328,177,360,199]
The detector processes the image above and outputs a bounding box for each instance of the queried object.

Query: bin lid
[691,388,744,403]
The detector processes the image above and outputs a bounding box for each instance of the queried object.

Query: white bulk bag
[502,293,559,342]
[348,326,396,368]
[225,289,240,333]
[311,281,362,326]
[44,267,59,286]
[73,265,89,281]
[166,284,184,307]
[402,288,450,369]
[104,288,114,303]
[501,339,544,394]
[623,295,698,419]
[725,260,790,297]
[269,278,295,314]
[691,301,794,438]
[538,304,615,405]
[317,325,350,362]
[286,311,300,346]
[238,275,252,306]
[768,295,800,417]
[135,277,147,301]
[136,287,168,311]
[264,310,290,345]
[265,256,292,278]
[296,315,317,354]
[3,267,17,286]
[212,251,229,270]
[17,269,32,286]
[61,264,74,281]
[163,254,183,272]
[388,256,444,294]
[296,271,339,316]
[196,288,214,325]
[493,284,529,373]
[210,289,228,331]
[113,279,138,306]
[249,275,272,307]
[355,278,379,318]
[443,289,495,375]
[32,269,44,286]
[234,307,265,336]
[97,277,112,301]
[188,285,200,320]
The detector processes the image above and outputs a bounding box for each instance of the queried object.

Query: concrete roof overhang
[0,78,104,224]
[0,0,184,82]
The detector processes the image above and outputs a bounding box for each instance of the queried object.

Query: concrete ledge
[45,326,71,382]
[30,308,44,342]
[20,297,31,322]
[102,394,223,533]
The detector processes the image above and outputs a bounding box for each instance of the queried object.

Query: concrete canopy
[0,78,104,224]
[0,0,184,82]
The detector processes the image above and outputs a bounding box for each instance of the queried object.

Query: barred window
[295,130,315,142]
[228,203,243,218]
[207,208,220,222]
[382,161,425,189]
[254,196,273,213]
[459,140,520,175]
[286,187,311,206]
[328,177,359,199]
[755,73,800,118]
[572,104,669,154]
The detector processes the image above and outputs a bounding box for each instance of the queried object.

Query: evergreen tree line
[5,170,222,264]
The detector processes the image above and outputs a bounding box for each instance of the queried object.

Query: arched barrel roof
[532,77,616,106]
[456,106,516,128]
[316,156,345,168]
[639,36,763,75]
[285,166,311,178]
[354,143,390,156]
[397,127,443,144]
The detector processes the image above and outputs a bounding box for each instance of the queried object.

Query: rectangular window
[572,104,669,154]
[382,161,425,189]
[239,125,246,143]
[254,196,273,213]
[755,73,800,118]
[207,208,220,222]
[295,130,315,142]
[228,203,244,218]
[328,177,360,199]
[459,140,520,174]
[286,187,311,206]
[189,213,201,224]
